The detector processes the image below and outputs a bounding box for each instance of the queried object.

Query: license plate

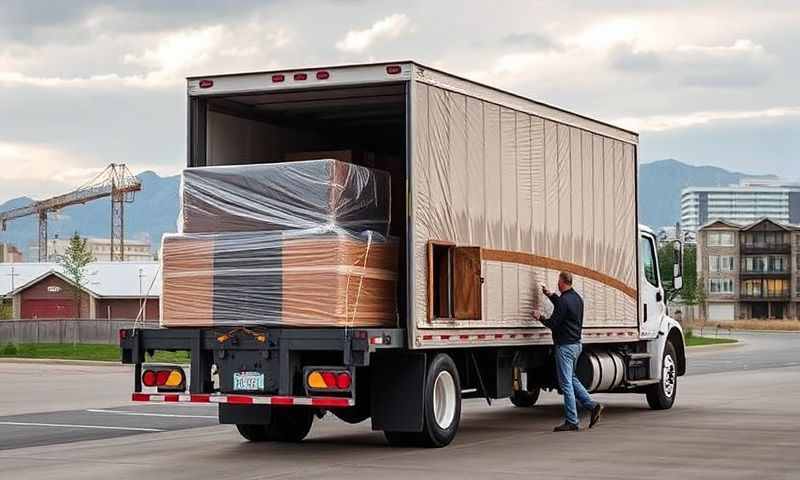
[233,372,264,391]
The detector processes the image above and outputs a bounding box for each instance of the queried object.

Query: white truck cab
[638,224,686,409]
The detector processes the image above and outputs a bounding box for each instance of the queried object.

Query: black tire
[332,405,370,424]
[236,407,314,442]
[236,424,272,442]
[383,430,420,447]
[510,386,541,408]
[271,407,314,442]
[646,342,678,410]
[385,353,462,448]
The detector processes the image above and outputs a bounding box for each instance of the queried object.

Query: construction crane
[0,164,142,262]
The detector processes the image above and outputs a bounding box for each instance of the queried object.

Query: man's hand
[540,283,552,297]
[531,309,544,322]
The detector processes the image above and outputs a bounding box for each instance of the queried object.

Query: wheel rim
[432,370,457,429]
[662,354,676,398]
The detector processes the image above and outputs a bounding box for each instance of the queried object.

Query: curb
[730,329,800,334]
[0,357,126,367]
[686,340,742,351]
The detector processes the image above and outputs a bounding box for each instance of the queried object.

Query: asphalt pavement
[687,331,800,375]
[0,331,797,479]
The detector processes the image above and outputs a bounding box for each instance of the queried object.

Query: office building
[681,179,800,235]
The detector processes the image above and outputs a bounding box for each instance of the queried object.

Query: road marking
[86,409,216,419]
[0,421,164,432]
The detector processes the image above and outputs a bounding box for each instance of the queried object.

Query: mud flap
[370,352,426,432]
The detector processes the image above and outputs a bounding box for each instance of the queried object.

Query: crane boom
[0,164,142,261]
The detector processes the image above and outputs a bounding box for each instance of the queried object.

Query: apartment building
[681,180,800,236]
[697,218,799,320]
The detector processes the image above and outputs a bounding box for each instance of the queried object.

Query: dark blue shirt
[541,288,583,345]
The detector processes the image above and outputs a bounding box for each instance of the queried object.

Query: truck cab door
[639,233,664,339]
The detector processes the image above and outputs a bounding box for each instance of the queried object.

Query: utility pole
[7,266,20,291]
[38,212,47,262]
[138,267,145,322]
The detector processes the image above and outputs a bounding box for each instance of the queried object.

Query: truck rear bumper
[132,392,354,408]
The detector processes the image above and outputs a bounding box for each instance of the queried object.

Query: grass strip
[0,343,189,363]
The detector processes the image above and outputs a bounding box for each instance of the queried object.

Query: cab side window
[641,237,659,288]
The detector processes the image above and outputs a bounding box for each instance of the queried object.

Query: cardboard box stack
[161,159,398,328]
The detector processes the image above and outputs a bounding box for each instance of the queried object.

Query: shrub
[2,343,18,356]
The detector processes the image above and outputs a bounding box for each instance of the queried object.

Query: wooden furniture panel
[161,236,215,327]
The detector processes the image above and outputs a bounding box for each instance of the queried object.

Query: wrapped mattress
[180,159,391,234]
[161,228,398,327]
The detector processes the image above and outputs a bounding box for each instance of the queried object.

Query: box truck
[120,61,686,447]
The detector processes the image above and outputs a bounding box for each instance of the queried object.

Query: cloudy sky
[1,0,798,202]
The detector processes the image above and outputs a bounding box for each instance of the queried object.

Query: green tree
[58,232,94,319]
[680,244,698,304]
[657,242,697,303]
[695,273,707,320]
[657,242,677,300]
[0,301,12,320]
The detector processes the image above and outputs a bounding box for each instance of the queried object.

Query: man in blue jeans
[534,271,604,432]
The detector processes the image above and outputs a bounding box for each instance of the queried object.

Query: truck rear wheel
[646,342,677,410]
[384,353,461,448]
[236,407,314,442]
[510,386,541,408]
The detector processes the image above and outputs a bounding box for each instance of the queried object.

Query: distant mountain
[0,160,776,260]
[0,171,180,259]
[638,159,777,229]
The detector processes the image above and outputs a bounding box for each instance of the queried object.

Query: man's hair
[559,271,573,285]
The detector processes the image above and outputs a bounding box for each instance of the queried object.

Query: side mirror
[672,239,684,291]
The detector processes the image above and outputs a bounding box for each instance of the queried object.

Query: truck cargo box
[184,62,640,347]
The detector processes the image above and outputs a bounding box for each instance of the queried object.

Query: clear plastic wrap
[161,227,398,327]
[180,159,391,234]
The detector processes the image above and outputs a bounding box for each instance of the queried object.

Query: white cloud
[675,39,764,55]
[123,26,222,71]
[0,23,292,90]
[0,71,124,88]
[0,141,106,201]
[0,141,180,202]
[570,18,644,50]
[615,106,800,132]
[336,14,410,53]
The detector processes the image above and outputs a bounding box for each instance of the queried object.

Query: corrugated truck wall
[412,82,638,330]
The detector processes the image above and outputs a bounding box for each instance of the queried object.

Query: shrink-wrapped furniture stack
[161,159,398,327]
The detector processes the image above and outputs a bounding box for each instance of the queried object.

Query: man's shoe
[553,422,579,432]
[589,403,604,428]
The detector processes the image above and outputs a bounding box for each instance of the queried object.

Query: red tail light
[336,372,352,389]
[142,370,157,387]
[386,65,402,75]
[141,367,186,391]
[156,370,170,385]
[199,79,214,88]
[272,74,285,83]
[322,372,337,388]
[306,368,353,392]
[293,73,308,81]
[316,71,330,80]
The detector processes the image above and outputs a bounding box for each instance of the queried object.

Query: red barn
[1,262,160,320]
